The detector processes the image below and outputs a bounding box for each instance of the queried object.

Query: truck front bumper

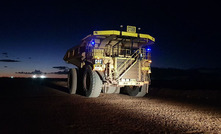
[118,81,149,86]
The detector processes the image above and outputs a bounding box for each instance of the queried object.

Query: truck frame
[64,26,155,97]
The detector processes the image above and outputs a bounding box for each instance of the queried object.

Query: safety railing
[117,49,141,77]
[116,48,149,79]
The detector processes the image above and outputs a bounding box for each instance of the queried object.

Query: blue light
[147,48,151,51]
[91,40,95,45]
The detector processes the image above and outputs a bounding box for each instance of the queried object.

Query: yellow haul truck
[64,26,155,97]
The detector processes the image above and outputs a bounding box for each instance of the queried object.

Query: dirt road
[0,78,220,134]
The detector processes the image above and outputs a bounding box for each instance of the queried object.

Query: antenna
[137,27,141,38]
[138,27,141,31]
[120,25,123,30]
[120,25,123,36]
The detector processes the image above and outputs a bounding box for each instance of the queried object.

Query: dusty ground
[0,78,221,134]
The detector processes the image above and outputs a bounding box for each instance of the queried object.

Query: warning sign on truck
[127,25,136,33]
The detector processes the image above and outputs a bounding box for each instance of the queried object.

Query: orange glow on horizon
[0,73,67,78]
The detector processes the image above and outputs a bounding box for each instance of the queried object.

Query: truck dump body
[64,26,155,97]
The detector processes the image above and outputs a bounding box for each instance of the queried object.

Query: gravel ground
[0,78,221,134]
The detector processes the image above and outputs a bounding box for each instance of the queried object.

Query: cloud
[16,67,70,75]
[16,70,45,74]
[2,53,9,58]
[51,66,69,74]
[16,69,68,75]
[49,70,69,74]
[0,59,21,62]
[53,66,69,70]
[2,52,8,55]
[4,66,8,68]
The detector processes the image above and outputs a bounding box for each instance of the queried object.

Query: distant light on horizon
[32,74,46,78]
[32,75,37,78]
[40,75,46,79]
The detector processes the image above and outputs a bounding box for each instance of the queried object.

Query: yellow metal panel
[142,67,150,70]
[93,30,120,35]
[93,30,155,42]
[122,31,138,37]
[140,34,155,42]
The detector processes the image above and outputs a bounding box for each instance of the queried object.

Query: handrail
[117,49,140,72]
[117,59,138,79]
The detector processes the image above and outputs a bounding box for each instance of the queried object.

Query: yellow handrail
[117,49,140,72]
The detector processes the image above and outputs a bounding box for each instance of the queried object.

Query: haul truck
[63,26,155,97]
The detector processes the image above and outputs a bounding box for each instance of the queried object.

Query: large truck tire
[68,68,78,94]
[124,84,149,97]
[82,65,102,97]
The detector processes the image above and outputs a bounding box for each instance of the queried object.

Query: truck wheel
[68,68,78,94]
[82,65,102,97]
[124,84,148,97]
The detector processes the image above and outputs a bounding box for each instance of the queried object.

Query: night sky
[1,0,221,77]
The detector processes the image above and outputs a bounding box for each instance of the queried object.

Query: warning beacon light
[146,48,151,52]
[91,40,95,45]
